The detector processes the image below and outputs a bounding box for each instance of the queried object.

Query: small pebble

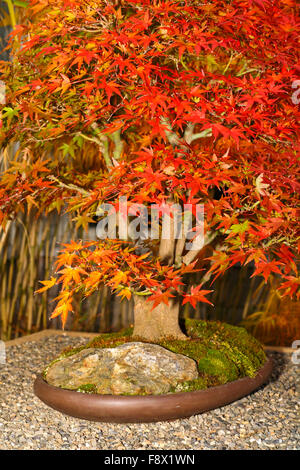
[0,335,299,450]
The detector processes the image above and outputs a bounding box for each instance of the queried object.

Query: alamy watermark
[96,197,205,251]
[291,80,300,105]
[0,80,6,105]
[291,340,300,365]
[0,341,6,365]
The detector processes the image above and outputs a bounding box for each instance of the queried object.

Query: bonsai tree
[0,0,299,342]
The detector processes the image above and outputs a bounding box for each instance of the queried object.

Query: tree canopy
[0,0,299,328]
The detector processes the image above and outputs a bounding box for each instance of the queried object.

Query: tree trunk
[132,295,187,342]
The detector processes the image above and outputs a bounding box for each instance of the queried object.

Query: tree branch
[181,231,218,266]
[160,117,182,147]
[158,203,175,265]
[110,128,124,160]
[49,176,90,196]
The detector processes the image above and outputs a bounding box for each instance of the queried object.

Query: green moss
[88,327,133,345]
[75,383,97,394]
[45,320,266,395]
[170,376,210,393]
[197,349,240,382]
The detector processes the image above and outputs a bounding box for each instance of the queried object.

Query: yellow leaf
[85,271,102,288]
[110,271,129,289]
[35,277,56,294]
[117,288,132,301]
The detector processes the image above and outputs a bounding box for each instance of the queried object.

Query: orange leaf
[35,277,56,294]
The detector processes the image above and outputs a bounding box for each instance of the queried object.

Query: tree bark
[132,294,187,342]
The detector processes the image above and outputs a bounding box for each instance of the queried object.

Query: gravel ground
[0,334,299,450]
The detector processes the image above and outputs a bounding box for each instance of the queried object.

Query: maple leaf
[50,298,74,329]
[73,214,95,231]
[278,276,300,299]
[110,270,129,289]
[230,220,250,235]
[85,271,102,289]
[251,260,283,283]
[147,290,175,309]
[57,267,85,286]
[182,286,213,309]
[35,277,57,294]
[117,287,132,301]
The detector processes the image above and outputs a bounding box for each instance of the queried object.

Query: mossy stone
[44,319,267,395]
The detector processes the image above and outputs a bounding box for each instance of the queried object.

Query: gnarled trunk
[132,295,187,342]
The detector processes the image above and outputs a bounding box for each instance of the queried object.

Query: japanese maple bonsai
[0,0,299,347]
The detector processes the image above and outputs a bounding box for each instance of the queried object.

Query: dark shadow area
[265,351,291,384]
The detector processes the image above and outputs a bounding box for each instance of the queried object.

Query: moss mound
[44,320,266,394]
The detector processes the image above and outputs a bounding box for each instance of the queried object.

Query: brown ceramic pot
[33,358,272,423]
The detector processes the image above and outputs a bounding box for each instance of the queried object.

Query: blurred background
[0,0,299,345]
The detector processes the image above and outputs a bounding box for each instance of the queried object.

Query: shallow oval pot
[33,358,272,423]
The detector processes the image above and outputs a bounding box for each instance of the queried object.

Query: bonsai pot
[34,357,272,423]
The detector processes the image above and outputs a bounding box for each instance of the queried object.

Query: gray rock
[45,342,199,395]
